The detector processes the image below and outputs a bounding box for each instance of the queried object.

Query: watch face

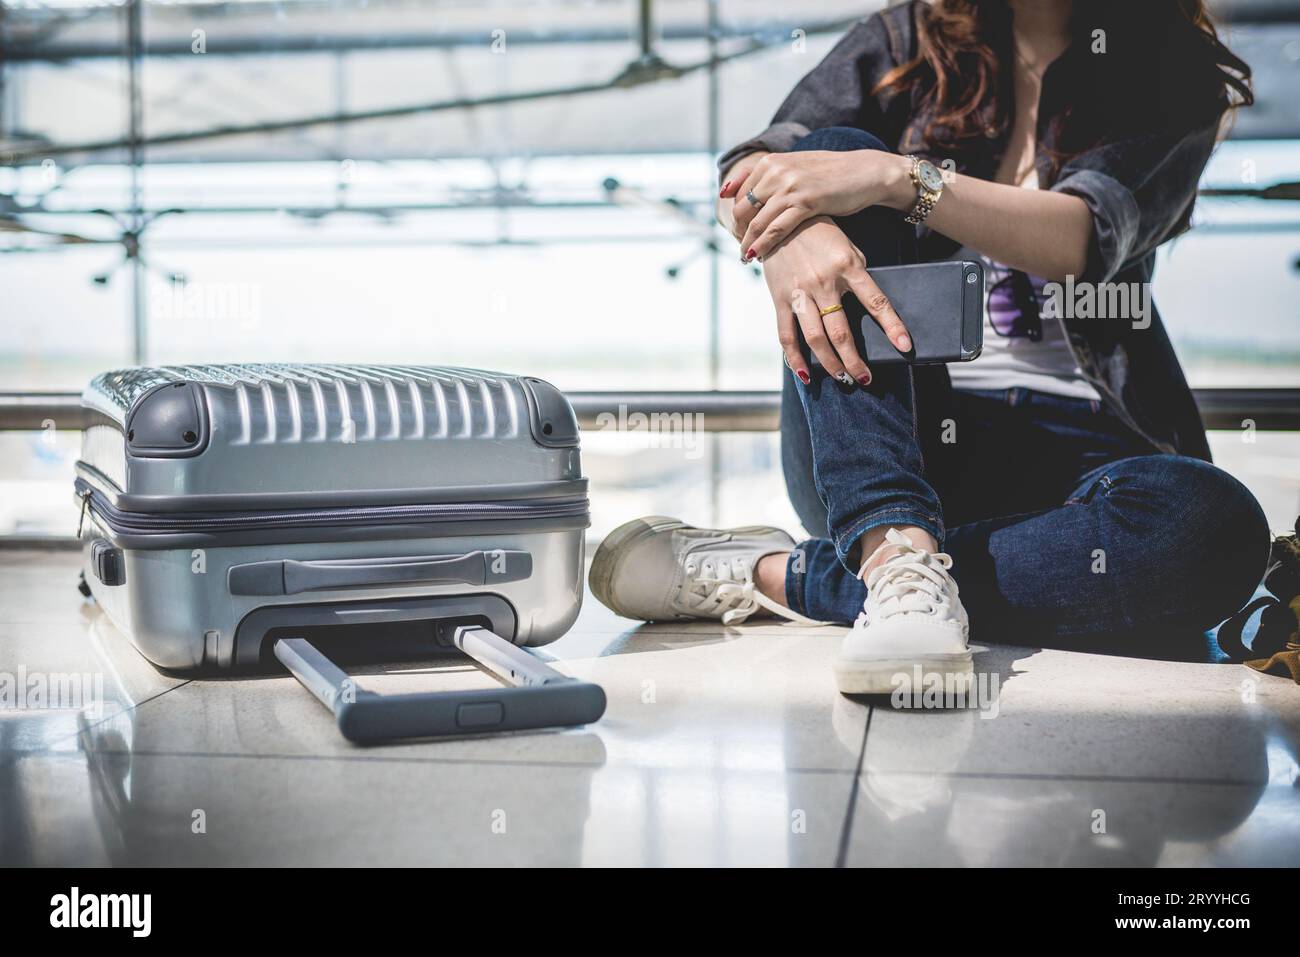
[917,160,945,193]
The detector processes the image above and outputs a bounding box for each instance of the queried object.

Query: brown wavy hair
[876,0,1253,172]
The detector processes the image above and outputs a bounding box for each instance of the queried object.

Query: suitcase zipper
[75,478,588,537]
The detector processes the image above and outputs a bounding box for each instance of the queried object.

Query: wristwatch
[904,155,945,225]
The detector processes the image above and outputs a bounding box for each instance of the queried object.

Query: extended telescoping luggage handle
[274,626,606,744]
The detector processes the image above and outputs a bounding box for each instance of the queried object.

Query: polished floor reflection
[1,548,1297,867]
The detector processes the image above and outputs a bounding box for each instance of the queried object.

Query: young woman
[588,0,1272,693]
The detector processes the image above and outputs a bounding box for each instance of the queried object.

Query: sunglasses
[987,268,1045,341]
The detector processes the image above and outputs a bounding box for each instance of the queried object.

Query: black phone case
[806,260,984,366]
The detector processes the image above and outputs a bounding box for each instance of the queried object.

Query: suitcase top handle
[85,364,581,453]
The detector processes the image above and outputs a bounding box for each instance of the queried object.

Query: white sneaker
[834,528,972,694]
[589,515,827,625]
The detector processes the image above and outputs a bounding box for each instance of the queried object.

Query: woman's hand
[717,151,769,239]
[761,215,911,387]
[723,149,911,261]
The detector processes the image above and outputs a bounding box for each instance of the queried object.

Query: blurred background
[1,0,1297,544]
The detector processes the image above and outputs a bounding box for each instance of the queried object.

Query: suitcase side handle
[229,549,531,596]
[274,627,606,743]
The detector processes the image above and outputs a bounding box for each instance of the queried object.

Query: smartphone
[805,260,984,366]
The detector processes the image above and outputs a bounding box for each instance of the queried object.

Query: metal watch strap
[904,155,939,226]
[904,192,937,225]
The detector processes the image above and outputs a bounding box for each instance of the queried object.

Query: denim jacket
[719,1,1223,460]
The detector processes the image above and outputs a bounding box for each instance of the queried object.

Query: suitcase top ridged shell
[79,364,583,503]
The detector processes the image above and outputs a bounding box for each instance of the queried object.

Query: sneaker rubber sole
[833,651,974,695]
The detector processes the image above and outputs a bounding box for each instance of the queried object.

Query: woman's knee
[1104,456,1270,627]
[1189,463,1271,622]
[792,126,891,155]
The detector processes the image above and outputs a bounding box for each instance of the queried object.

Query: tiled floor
[1,547,1297,867]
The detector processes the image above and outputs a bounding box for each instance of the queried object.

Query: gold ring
[819,303,845,317]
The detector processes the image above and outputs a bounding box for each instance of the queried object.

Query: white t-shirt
[945,170,1101,400]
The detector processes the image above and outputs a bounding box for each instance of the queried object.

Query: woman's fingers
[731,158,773,240]
[791,288,849,384]
[730,192,759,241]
[845,267,912,354]
[738,200,784,260]
[776,304,809,384]
[719,152,767,200]
[819,298,872,386]
[742,206,807,262]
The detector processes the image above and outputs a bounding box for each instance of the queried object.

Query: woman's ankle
[755,551,792,607]
[858,526,939,577]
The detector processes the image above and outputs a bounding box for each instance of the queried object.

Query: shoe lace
[683,556,829,626]
[857,529,955,623]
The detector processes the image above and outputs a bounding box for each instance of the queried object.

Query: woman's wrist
[876,152,918,213]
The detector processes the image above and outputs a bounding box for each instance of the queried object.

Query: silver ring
[746,189,764,210]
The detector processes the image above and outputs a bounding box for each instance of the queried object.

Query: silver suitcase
[76,363,604,741]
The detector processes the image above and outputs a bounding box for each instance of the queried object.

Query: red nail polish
[719,180,731,197]
[857,374,871,386]
[796,369,811,385]
[745,247,756,260]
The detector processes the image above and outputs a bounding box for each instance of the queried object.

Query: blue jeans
[779,127,1271,643]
